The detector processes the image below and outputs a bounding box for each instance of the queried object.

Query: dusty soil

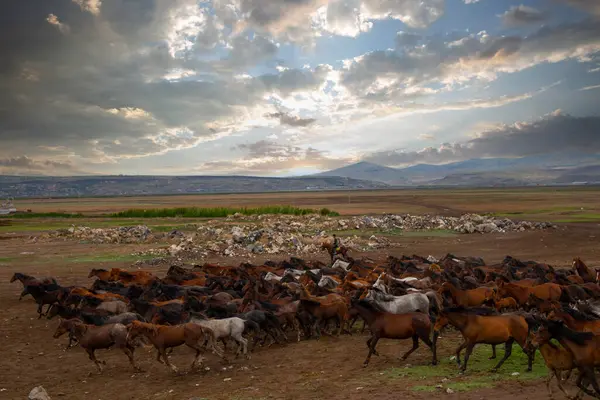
[1,222,600,399]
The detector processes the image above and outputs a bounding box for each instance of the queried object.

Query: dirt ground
[2,194,600,399]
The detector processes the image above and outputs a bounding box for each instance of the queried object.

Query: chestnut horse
[351,299,437,367]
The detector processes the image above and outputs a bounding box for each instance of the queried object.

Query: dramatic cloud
[341,18,600,101]
[1,1,599,176]
[196,140,352,174]
[500,5,548,27]
[364,112,600,166]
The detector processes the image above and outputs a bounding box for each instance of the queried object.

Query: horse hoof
[490,368,498,373]
[488,356,496,360]
[362,363,369,368]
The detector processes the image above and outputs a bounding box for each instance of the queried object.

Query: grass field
[2,188,599,236]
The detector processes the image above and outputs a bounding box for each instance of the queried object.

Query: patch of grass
[0,212,85,219]
[0,257,13,263]
[67,254,160,263]
[384,342,547,393]
[110,206,339,218]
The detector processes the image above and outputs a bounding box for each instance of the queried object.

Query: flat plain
[1,187,600,400]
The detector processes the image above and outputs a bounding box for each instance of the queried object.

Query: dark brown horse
[351,299,437,367]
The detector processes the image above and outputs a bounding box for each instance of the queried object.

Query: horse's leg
[87,349,103,373]
[460,343,475,373]
[156,349,164,364]
[366,337,380,356]
[186,340,205,371]
[37,303,43,319]
[123,345,142,372]
[362,335,379,367]
[586,368,600,399]
[160,347,179,373]
[491,339,514,373]
[553,369,572,400]
[454,340,467,366]
[400,335,419,361]
[489,344,497,360]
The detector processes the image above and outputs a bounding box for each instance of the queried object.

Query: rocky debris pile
[43,213,555,259]
[136,213,554,259]
[46,225,153,244]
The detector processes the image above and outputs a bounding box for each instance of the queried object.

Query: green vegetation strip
[383,344,546,393]
[110,206,340,218]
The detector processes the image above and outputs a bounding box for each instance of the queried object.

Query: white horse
[318,275,340,289]
[190,316,251,359]
[363,287,430,314]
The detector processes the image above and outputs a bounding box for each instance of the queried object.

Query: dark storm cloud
[364,112,600,166]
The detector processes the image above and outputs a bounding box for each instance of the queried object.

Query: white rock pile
[43,213,555,258]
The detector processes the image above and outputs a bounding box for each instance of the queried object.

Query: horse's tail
[426,291,442,317]
[244,319,261,335]
[265,311,282,330]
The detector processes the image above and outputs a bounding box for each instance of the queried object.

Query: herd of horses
[10,254,600,399]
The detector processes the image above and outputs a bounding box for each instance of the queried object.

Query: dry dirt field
[2,188,600,400]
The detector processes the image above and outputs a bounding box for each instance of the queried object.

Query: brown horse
[536,319,600,399]
[548,309,600,334]
[439,282,495,308]
[53,318,140,373]
[88,269,111,281]
[573,257,596,283]
[497,282,562,308]
[494,297,518,312]
[299,298,348,338]
[433,307,534,373]
[351,299,437,367]
[126,320,220,374]
[528,325,576,399]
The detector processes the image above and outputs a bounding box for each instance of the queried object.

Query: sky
[1,0,600,176]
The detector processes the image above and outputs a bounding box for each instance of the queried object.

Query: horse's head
[9,273,20,283]
[433,314,449,332]
[53,318,73,339]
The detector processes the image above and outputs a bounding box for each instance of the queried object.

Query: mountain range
[315,154,600,186]
[1,154,600,198]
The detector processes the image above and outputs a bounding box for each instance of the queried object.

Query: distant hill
[0,175,389,198]
[313,155,600,187]
[315,161,409,185]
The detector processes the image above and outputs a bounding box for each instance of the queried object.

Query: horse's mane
[442,306,498,316]
[92,268,108,272]
[355,299,387,314]
[547,320,593,345]
[561,306,599,321]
